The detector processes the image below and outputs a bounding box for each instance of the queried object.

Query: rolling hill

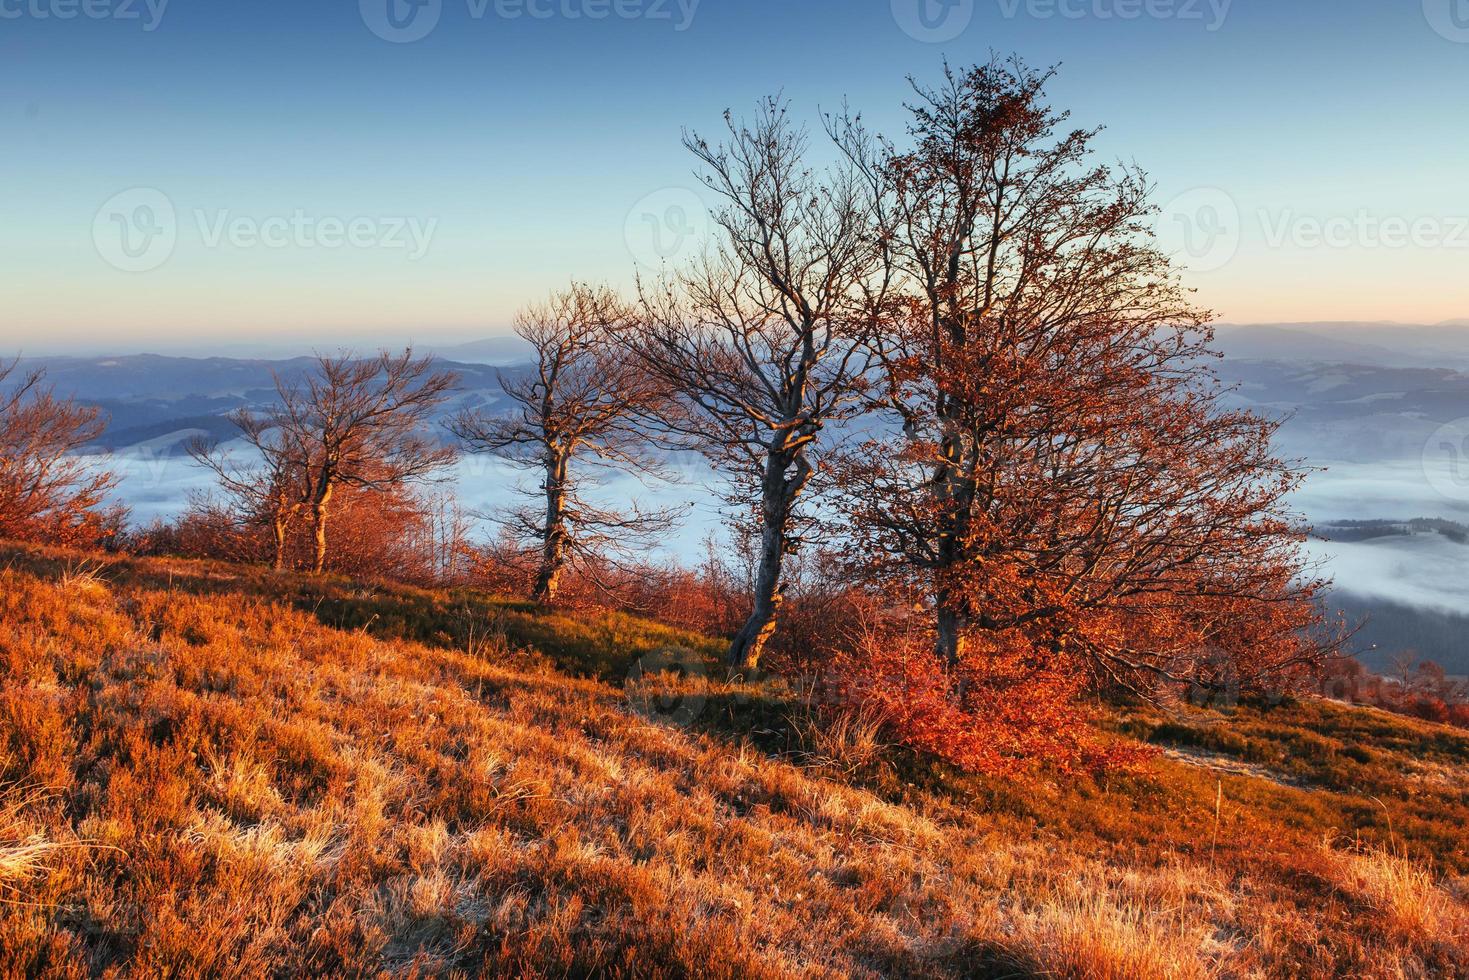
[1,542,1465,977]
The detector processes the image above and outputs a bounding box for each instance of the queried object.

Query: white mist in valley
[104,445,1469,618]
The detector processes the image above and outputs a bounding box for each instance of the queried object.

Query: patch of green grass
[1127,698,1469,873]
[292,579,722,681]
[0,543,722,682]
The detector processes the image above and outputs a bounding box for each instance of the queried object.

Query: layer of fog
[103,447,1469,616]
[107,445,725,560]
[1295,457,1469,617]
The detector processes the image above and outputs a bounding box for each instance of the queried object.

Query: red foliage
[0,362,121,548]
[1316,652,1469,730]
[805,600,1151,775]
[137,487,475,586]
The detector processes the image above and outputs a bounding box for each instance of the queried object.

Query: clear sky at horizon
[3,0,1468,352]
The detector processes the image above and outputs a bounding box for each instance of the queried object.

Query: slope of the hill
[0,544,1465,978]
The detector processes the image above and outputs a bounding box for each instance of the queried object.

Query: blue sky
[3,0,1467,352]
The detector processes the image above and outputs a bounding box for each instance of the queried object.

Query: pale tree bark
[270,489,296,571]
[310,484,333,575]
[192,350,457,574]
[628,97,887,675]
[452,283,680,607]
[532,449,571,603]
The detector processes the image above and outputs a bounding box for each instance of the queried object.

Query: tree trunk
[726,530,783,675]
[532,450,569,604]
[310,486,332,575]
[726,449,804,675]
[271,491,294,572]
[934,600,964,669]
[932,526,967,669]
[272,511,289,571]
[931,400,971,669]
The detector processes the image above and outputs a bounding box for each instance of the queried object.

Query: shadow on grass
[0,543,723,682]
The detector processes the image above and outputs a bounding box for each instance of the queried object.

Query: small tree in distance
[452,283,681,604]
[187,404,310,571]
[0,360,119,547]
[191,349,458,574]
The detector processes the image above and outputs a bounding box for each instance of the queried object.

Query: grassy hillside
[1,544,1466,978]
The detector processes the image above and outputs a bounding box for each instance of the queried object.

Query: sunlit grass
[0,540,1465,976]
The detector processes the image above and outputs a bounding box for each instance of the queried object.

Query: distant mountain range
[17,323,1469,464]
[430,336,533,364]
[1214,321,1469,370]
[17,353,521,455]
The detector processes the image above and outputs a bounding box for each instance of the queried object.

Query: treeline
[2,58,1342,774]
[1319,654,1469,729]
[1318,518,1469,545]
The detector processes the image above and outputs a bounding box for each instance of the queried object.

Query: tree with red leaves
[0,361,118,547]
[818,59,1330,769]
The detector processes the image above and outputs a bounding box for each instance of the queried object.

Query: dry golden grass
[0,788,69,889]
[1009,890,1214,980]
[0,542,1466,977]
[1319,838,1469,946]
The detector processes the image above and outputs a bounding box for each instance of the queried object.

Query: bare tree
[629,97,887,674]
[292,350,459,573]
[0,360,117,546]
[452,284,680,604]
[195,350,458,574]
[187,406,309,571]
